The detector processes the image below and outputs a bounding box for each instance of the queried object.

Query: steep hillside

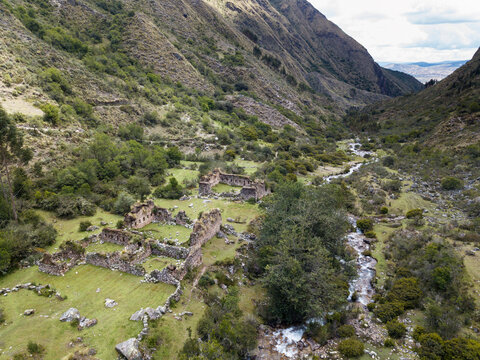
[347,48,480,147]
[0,0,421,129]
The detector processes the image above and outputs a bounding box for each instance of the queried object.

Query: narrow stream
[272,141,377,358]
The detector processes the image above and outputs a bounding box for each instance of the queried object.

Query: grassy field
[143,229,251,359]
[140,223,192,244]
[212,183,242,193]
[372,223,397,289]
[388,191,436,216]
[154,198,260,233]
[167,168,199,184]
[0,265,174,359]
[142,257,180,273]
[85,241,124,253]
[36,209,123,253]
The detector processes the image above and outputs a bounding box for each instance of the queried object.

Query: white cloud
[309,0,480,62]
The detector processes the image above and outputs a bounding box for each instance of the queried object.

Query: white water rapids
[273,141,377,358]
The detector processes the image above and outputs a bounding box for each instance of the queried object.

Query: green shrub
[364,231,377,239]
[78,221,92,232]
[116,220,124,229]
[0,308,5,323]
[443,338,480,359]
[412,325,426,341]
[406,208,423,219]
[41,103,60,125]
[338,338,364,358]
[367,302,376,312]
[374,301,404,323]
[198,273,215,289]
[27,341,44,354]
[386,320,406,338]
[418,333,444,360]
[384,338,395,347]
[337,324,355,338]
[357,218,374,233]
[387,277,422,309]
[441,177,463,190]
[380,206,389,214]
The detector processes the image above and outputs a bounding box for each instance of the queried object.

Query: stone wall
[85,252,146,277]
[100,228,132,245]
[151,242,189,259]
[189,208,222,248]
[124,200,172,229]
[38,241,86,276]
[198,168,268,200]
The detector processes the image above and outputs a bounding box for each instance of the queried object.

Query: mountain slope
[0,0,421,131]
[348,48,480,147]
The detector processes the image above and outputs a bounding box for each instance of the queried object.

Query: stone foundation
[85,252,146,277]
[198,169,268,200]
[100,228,132,245]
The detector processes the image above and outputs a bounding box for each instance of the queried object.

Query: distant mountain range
[381,61,468,83]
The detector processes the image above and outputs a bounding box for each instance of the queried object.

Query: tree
[253,182,349,324]
[0,106,33,221]
[126,176,150,200]
[113,191,135,215]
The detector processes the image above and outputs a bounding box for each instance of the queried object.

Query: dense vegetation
[249,182,353,324]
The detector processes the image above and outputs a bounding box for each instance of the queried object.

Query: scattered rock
[105,298,118,308]
[60,308,81,322]
[86,225,99,232]
[78,317,97,329]
[24,309,35,316]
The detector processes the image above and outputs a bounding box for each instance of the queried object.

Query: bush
[380,206,389,214]
[364,231,377,239]
[198,273,215,289]
[384,338,395,347]
[78,221,92,232]
[338,338,364,358]
[412,325,426,341]
[386,320,406,338]
[337,324,355,338]
[154,177,184,199]
[441,177,463,190]
[418,333,444,360]
[0,308,5,323]
[116,220,124,229]
[113,192,135,215]
[382,156,395,167]
[41,103,60,125]
[387,277,422,309]
[406,208,423,219]
[367,302,376,312]
[357,218,374,233]
[374,301,405,323]
[27,341,44,354]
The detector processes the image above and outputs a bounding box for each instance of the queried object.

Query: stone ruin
[37,200,223,359]
[124,199,172,229]
[198,168,268,200]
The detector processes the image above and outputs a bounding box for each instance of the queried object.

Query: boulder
[115,338,142,360]
[130,309,145,321]
[86,225,99,232]
[105,298,118,308]
[24,309,35,316]
[78,317,97,329]
[60,308,81,322]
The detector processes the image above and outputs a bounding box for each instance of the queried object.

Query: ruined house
[198,169,268,200]
[124,200,172,229]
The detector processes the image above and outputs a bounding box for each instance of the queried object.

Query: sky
[309,0,480,63]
